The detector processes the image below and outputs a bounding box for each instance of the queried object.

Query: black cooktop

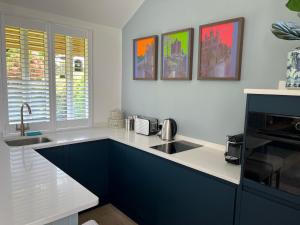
[151,140,202,154]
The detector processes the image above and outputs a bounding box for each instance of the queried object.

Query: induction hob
[150,140,202,154]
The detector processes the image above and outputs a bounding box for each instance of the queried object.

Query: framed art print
[133,35,158,80]
[198,18,244,80]
[161,28,194,80]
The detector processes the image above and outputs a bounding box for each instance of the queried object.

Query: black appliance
[151,141,202,154]
[244,112,300,196]
[225,134,243,165]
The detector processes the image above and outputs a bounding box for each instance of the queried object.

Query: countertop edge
[23,129,240,185]
[109,137,240,185]
[244,88,300,96]
[28,199,99,225]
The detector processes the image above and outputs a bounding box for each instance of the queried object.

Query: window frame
[0,15,93,135]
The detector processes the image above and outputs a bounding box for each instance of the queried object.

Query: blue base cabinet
[37,139,110,205]
[109,141,237,225]
[239,190,299,225]
[67,140,110,204]
[37,145,69,173]
[37,139,238,225]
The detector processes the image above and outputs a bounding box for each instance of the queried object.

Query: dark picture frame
[133,35,158,80]
[161,28,194,80]
[198,17,244,80]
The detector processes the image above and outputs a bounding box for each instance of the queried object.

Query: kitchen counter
[38,127,241,184]
[0,139,98,225]
[244,88,300,96]
[0,127,241,225]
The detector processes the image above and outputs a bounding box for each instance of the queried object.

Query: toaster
[135,117,159,136]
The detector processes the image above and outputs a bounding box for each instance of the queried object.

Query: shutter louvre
[55,34,89,121]
[5,26,50,125]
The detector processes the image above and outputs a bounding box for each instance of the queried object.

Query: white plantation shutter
[1,17,92,134]
[55,34,89,122]
[5,26,50,125]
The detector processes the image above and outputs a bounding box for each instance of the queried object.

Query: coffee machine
[224,133,244,165]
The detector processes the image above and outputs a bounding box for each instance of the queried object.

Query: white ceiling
[0,0,144,28]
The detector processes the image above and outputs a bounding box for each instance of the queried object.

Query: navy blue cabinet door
[68,140,110,205]
[37,140,110,206]
[37,145,69,173]
[109,141,237,225]
[239,190,300,225]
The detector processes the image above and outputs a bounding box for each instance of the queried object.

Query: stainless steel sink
[5,137,52,147]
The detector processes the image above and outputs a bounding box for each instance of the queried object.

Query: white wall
[122,0,299,144]
[0,2,122,129]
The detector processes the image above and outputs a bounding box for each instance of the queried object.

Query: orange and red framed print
[198,18,244,80]
[133,35,158,80]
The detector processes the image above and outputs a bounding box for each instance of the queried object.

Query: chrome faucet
[19,103,32,136]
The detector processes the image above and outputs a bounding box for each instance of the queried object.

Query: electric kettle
[160,119,177,141]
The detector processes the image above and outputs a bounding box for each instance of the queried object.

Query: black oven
[244,112,300,196]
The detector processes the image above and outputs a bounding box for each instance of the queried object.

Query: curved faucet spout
[20,103,32,136]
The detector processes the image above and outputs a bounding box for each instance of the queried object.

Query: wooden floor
[79,204,137,225]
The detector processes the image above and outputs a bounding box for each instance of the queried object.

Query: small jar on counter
[125,117,134,131]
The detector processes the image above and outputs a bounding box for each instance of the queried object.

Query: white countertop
[0,127,241,225]
[244,88,300,96]
[0,139,98,225]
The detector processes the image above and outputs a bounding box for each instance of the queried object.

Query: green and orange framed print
[198,17,244,80]
[161,28,194,80]
[133,35,158,80]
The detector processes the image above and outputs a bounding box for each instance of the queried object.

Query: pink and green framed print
[198,18,244,80]
[133,35,158,80]
[161,28,194,80]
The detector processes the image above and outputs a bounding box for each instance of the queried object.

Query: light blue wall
[122,0,298,144]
